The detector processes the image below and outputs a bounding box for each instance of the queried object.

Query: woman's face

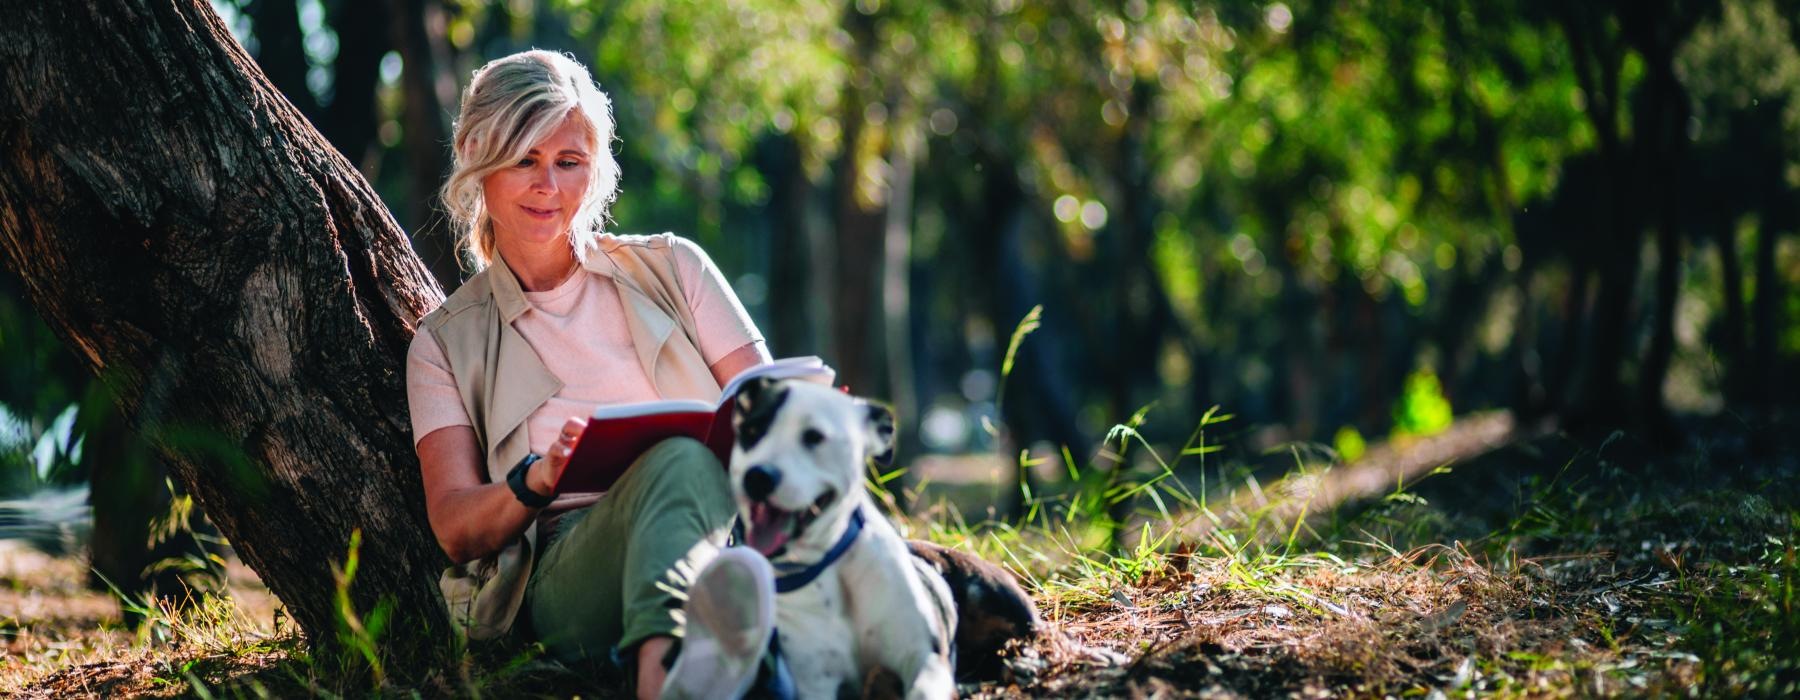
[483,111,594,254]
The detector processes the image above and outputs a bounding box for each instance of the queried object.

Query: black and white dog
[730,378,1038,699]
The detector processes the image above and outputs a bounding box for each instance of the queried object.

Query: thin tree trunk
[392,0,463,288]
[1715,222,1747,403]
[883,132,920,472]
[1750,217,1782,416]
[319,0,391,172]
[829,6,886,396]
[0,0,450,661]
[753,133,816,354]
[248,0,321,121]
[1546,263,1593,417]
[1636,111,1684,428]
[1638,223,1681,432]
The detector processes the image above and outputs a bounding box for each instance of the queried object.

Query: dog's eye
[802,428,825,448]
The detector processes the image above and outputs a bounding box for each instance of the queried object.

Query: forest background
[8,0,1799,509]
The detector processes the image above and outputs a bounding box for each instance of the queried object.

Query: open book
[555,356,836,494]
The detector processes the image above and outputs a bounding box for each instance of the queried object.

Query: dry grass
[976,544,1720,698]
[2,415,1795,698]
[0,541,287,699]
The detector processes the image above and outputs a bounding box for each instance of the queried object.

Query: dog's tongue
[746,502,792,556]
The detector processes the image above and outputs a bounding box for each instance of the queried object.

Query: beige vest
[420,233,722,639]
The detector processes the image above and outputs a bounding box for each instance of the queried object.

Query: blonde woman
[406,50,781,698]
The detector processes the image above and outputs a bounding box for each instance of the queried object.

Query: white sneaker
[660,547,776,700]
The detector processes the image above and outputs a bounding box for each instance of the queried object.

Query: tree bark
[0,0,451,662]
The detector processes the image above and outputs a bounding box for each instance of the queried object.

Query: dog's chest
[774,577,861,696]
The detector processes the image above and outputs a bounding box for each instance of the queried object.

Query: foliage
[1391,367,1454,438]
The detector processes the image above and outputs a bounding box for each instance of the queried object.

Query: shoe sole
[661,548,775,700]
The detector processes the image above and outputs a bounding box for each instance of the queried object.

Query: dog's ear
[733,377,788,450]
[860,400,896,467]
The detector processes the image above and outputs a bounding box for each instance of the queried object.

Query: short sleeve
[406,325,474,445]
[670,236,766,364]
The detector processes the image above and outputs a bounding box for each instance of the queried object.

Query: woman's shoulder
[419,267,497,328]
[591,232,714,273]
[594,231,690,252]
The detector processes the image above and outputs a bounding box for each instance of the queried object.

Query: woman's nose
[529,163,557,193]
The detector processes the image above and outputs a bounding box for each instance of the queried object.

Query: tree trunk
[391,0,463,289]
[248,0,321,122]
[829,7,886,396]
[1713,221,1747,403]
[1634,50,1691,437]
[1750,214,1783,417]
[319,0,392,172]
[883,132,921,472]
[0,0,451,663]
[752,133,817,355]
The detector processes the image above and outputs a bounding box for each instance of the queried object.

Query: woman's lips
[521,205,559,220]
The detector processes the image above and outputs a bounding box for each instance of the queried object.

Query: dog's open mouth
[745,490,836,557]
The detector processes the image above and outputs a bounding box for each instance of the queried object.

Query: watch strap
[506,453,555,509]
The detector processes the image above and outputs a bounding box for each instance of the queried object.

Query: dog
[729,378,1038,699]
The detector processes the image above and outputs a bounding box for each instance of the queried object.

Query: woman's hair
[441,50,621,270]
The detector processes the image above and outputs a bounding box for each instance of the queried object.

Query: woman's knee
[623,437,731,505]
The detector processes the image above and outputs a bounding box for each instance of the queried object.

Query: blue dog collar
[773,506,866,594]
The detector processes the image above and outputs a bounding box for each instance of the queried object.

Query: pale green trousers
[525,436,735,663]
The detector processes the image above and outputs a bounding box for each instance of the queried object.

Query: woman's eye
[557,160,581,168]
[515,158,536,168]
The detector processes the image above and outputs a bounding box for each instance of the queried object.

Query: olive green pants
[525,437,736,663]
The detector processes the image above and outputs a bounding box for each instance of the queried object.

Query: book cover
[555,357,835,494]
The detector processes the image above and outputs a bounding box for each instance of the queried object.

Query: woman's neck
[499,243,580,292]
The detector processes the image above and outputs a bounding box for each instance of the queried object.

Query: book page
[590,399,714,421]
[717,356,835,405]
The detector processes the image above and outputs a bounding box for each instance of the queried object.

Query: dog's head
[729,378,895,559]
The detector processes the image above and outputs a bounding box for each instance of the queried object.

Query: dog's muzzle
[742,465,837,558]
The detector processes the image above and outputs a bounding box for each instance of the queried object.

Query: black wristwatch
[506,453,555,509]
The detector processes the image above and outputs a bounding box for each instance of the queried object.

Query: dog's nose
[743,465,781,502]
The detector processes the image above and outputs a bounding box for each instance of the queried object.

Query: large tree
[0,0,451,662]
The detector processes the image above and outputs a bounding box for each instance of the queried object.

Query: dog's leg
[843,523,957,699]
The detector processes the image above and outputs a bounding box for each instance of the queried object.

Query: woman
[407,50,778,699]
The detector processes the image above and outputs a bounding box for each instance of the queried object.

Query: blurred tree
[390,0,464,286]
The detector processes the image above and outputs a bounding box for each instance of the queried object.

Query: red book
[555,357,835,494]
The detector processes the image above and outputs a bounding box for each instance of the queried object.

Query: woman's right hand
[528,415,588,496]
